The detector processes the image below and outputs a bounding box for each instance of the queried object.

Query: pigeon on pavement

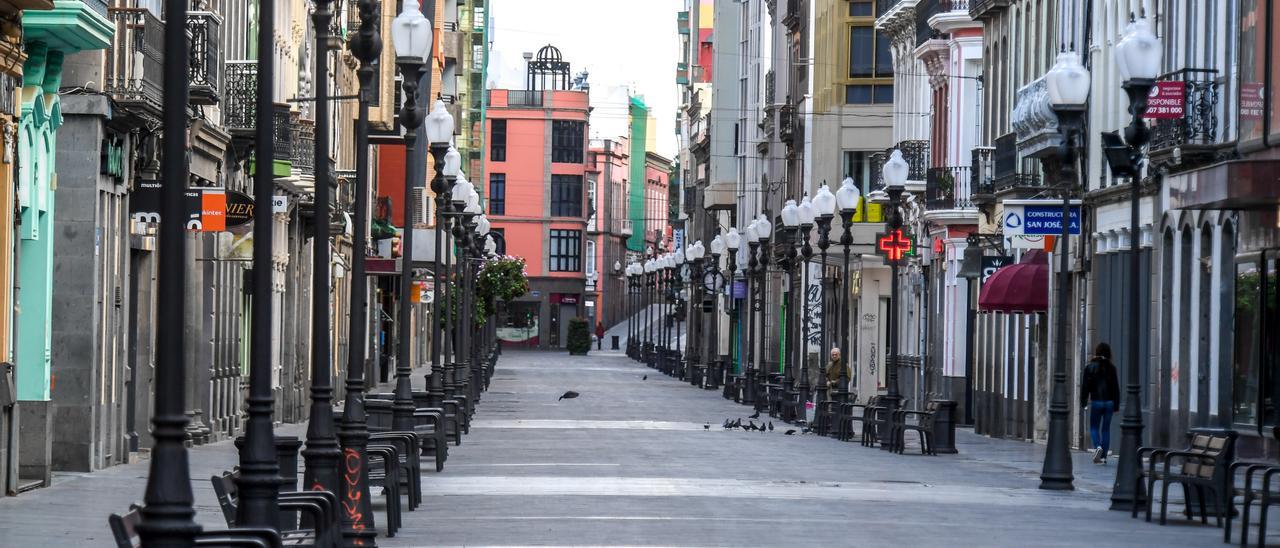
[749,410,761,419]
[704,423,710,430]
[643,375,647,380]
[768,422,774,431]
[784,429,797,435]
[558,391,580,401]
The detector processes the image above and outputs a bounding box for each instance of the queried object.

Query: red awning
[978,249,1049,314]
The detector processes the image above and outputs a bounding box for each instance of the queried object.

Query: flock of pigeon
[707,410,809,435]
[556,378,813,436]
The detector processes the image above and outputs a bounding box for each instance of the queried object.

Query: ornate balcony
[291,116,315,176]
[187,10,221,105]
[224,60,293,165]
[968,0,1009,20]
[105,7,164,117]
[1149,68,1223,170]
[778,104,797,142]
[894,139,930,181]
[991,133,1043,192]
[925,166,975,210]
[507,90,543,107]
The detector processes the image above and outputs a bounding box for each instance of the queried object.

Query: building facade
[485,47,591,349]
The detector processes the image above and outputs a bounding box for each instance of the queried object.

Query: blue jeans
[1089,400,1116,457]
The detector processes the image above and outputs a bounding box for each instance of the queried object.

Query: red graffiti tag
[342,447,368,543]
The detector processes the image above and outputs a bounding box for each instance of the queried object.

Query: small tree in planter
[567,317,591,356]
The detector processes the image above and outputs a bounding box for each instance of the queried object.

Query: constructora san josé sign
[1002,199,1082,236]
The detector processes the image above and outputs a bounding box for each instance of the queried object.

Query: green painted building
[627,97,648,252]
[15,0,110,484]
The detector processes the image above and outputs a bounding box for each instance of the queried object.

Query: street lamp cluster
[134,1,504,545]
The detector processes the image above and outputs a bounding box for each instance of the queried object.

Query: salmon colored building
[484,46,592,349]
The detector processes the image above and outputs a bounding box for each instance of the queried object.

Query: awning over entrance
[978,249,1048,314]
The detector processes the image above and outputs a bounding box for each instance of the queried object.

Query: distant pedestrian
[595,321,605,350]
[1080,342,1120,465]
[826,348,846,395]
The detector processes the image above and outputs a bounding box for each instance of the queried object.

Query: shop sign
[1002,200,1081,236]
[1241,82,1266,121]
[980,256,1013,285]
[1143,81,1185,119]
[132,183,258,231]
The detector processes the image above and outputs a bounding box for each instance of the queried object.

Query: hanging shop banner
[131,182,258,232]
[980,255,1014,285]
[1142,81,1185,119]
[223,190,256,227]
[201,190,227,231]
[1002,200,1081,236]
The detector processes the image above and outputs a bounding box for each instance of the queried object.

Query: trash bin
[611,335,619,350]
[930,400,958,454]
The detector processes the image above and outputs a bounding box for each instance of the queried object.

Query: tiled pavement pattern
[0,350,1227,547]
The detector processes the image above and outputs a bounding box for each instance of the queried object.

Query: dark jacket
[1080,358,1120,407]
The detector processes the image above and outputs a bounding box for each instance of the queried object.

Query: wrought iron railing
[1150,68,1220,153]
[925,166,975,210]
[291,116,315,176]
[187,11,221,105]
[105,8,164,110]
[989,133,1042,191]
[916,0,943,45]
[224,61,257,131]
[971,146,995,194]
[968,0,1009,19]
[870,151,887,189]
[616,218,634,236]
[507,90,543,107]
[894,140,930,181]
[778,104,796,142]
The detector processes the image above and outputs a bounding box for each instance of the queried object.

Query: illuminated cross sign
[877,229,913,264]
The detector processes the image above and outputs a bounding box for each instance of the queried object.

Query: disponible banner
[131,181,257,232]
[1143,81,1185,119]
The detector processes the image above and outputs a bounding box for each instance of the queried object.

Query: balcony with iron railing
[925,166,975,210]
[616,218,634,236]
[223,61,293,161]
[968,0,1009,20]
[506,90,543,107]
[915,0,945,45]
[896,140,930,181]
[783,0,801,30]
[105,8,164,115]
[291,116,315,176]
[989,133,1043,192]
[1148,68,1223,170]
[187,10,221,105]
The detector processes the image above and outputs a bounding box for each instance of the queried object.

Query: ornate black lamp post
[626,264,638,358]
[813,184,837,401]
[337,0,381,541]
[778,201,800,418]
[390,1,444,431]
[722,228,741,400]
[707,235,725,390]
[1107,16,1160,509]
[683,241,705,385]
[446,179,479,400]
[874,151,911,435]
[670,248,686,376]
[796,197,816,407]
[426,150,459,409]
[656,256,668,372]
[643,255,655,367]
[1040,49,1091,491]
[742,222,760,405]
[752,215,773,405]
[302,0,341,500]
[137,0,202,542]
[834,178,862,399]
[235,0,282,528]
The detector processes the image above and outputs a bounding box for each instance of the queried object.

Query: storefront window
[1234,260,1261,425]
[1233,252,1280,427]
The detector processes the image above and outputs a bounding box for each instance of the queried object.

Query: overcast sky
[488,0,683,158]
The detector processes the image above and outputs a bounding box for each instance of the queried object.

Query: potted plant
[567,317,591,356]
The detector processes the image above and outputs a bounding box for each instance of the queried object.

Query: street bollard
[930,400,959,454]
[235,435,304,527]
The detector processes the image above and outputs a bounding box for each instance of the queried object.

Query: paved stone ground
[0,350,1234,546]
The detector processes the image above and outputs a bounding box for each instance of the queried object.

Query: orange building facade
[484,88,592,348]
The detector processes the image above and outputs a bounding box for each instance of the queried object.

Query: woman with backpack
[1080,342,1121,464]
